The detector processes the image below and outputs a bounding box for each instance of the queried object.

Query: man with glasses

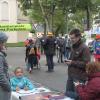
[65,29,90,98]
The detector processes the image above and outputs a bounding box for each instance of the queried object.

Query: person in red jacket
[93,34,100,62]
[74,61,100,100]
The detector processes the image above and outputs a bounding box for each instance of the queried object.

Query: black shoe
[61,61,63,63]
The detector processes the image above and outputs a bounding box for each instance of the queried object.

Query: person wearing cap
[43,32,57,72]
[0,32,11,100]
[93,34,100,62]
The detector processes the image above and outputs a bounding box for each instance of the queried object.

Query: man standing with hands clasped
[65,29,90,95]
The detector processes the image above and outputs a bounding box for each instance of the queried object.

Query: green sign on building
[0,24,32,31]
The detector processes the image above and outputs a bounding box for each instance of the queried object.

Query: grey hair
[0,32,8,43]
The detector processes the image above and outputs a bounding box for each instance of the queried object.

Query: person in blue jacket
[10,67,35,91]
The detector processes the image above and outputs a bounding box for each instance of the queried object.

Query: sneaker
[29,68,32,73]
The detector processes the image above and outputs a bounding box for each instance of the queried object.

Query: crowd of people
[23,29,100,100]
[24,29,100,100]
[24,32,72,73]
[0,28,100,100]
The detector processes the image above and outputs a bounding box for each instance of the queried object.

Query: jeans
[46,54,54,71]
[64,48,70,59]
[66,76,75,92]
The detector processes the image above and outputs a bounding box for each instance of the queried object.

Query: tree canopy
[18,0,100,35]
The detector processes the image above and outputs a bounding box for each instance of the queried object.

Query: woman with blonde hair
[29,48,35,55]
[28,48,38,73]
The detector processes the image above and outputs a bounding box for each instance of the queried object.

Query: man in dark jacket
[65,29,91,93]
[43,32,56,72]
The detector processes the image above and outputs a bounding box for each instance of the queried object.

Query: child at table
[10,67,35,91]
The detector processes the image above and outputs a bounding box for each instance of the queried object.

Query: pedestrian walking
[28,47,39,73]
[57,36,65,63]
[42,32,57,72]
[0,32,11,100]
[64,35,71,60]
[65,29,91,94]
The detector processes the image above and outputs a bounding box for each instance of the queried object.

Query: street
[7,47,68,92]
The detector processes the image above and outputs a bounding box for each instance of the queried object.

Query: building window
[1,1,9,21]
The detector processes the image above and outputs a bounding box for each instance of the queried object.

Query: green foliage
[82,34,86,43]
[18,0,100,35]
[6,42,24,47]
[30,29,35,34]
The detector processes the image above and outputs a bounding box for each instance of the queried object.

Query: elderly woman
[0,32,11,100]
[75,61,100,100]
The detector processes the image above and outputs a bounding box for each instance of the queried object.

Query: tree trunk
[38,0,49,34]
[86,6,90,30]
[65,10,68,34]
[44,22,46,35]
[51,14,53,33]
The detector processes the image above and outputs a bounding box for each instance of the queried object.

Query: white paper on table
[16,89,36,94]
[61,97,74,100]
[11,89,37,99]
[11,87,51,99]
[33,87,51,93]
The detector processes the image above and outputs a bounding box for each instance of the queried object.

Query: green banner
[0,24,32,31]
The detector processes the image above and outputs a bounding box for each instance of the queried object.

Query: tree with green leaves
[18,0,100,35]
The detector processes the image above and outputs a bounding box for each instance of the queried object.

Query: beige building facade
[0,0,29,43]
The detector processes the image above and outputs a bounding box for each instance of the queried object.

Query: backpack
[58,38,64,47]
[95,41,100,55]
